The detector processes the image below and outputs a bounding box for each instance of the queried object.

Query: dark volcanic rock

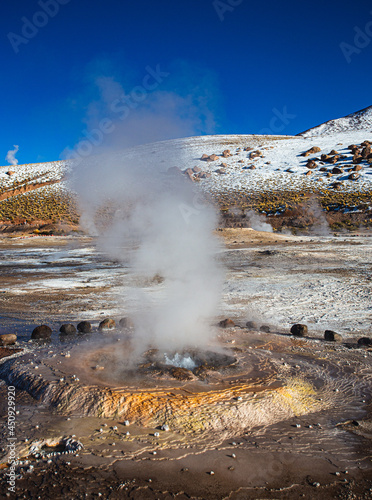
[246,321,258,330]
[119,317,134,329]
[99,318,116,331]
[260,325,270,333]
[77,321,92,334]
[219,318,235,328]
[31,325,52,339]
[0,334,17,346]
[290,324,308,337]
[324,330,343,342]
[59,324,77,336]
[358,337,372,346]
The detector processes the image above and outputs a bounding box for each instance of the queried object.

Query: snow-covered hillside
[0,106,372,214]
[299,105,372,138]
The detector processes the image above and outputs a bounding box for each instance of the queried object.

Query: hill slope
[299,105,372,137]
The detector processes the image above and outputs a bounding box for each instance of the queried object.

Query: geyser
[72,149,223,352]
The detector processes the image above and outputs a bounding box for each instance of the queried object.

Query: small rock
[290,324,308,337]
[0,333,17,346]
[301,146,321,157]
[246,320,258,329]
[31,325,52,340]
[77,321,92,334]
[358,337,372,346]
[219,318,235,328]
[260,325,270,333]
[324,330,342,342]
[161,424,169,431]
[59,324,76,336]
[119,317,134,329]
[99,318,116,331]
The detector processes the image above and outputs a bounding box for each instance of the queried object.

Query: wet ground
[1,232,372,499]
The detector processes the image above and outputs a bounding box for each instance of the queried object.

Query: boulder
[219,318,235,328]
[332,167,343,174]
[305,170,312,176]
[352,164,363,171]
[31,325,52,339]
[324,330,342,342]
[319,167,327,172]
[246,321,258,329]
[99,318,116,331]
[250,150,263,159]
[208,154,219,161]
[362,146,371,158]
[329,150,339,155]
[358,337,372,346]
[201,154,209,161]
[215,168,226,174]
[301,146,321,157]
[348,173,360,181]
[77,321,92,334]
[119,317,134,329]
[222,149,232,158]
[6,171,15,176]
[59,324,77,335]
[192,166,201,173]
[290,324,308,336]
[328,156,339,164]
[260,325,270,333]
[353,155,363,164]
[0,334,17,346]
[306,159,317,169]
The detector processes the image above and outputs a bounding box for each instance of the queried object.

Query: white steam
[246,210,273,232]
[67,64,223,353]
[73,152,223,352]
[307,197,331,236]
[6,145,19,166]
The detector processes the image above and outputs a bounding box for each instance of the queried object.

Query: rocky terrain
[0,106,372,234]
[0,231,372,498]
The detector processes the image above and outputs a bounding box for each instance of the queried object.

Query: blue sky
[1,0,372,164]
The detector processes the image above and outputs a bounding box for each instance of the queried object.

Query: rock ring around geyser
[0,348,324,439]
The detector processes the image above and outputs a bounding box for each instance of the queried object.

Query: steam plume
[6,145,19,166]
[68,70,223,352]
[73,152,223,353]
